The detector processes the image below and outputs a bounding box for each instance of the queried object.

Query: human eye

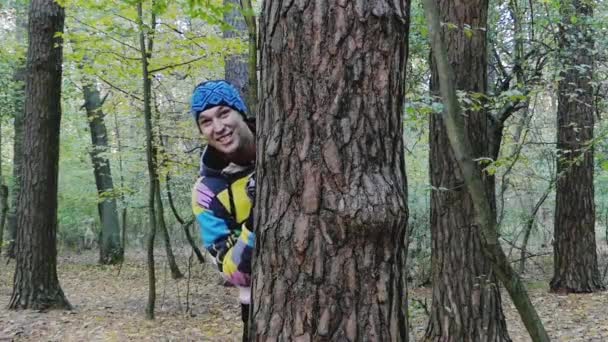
[219,109,230,118]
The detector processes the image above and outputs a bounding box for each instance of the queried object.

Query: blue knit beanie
[190,80,248,122]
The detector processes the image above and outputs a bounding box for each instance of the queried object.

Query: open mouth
[217,132,233,145]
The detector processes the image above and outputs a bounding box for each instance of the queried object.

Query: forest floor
[0,249,607,341]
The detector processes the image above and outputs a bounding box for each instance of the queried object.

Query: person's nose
[211,118,226,134]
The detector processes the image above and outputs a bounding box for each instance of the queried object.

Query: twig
[96,74,143,102]
[510,252,551,264]
[149,56,206,74]
[411,297,430,317]
[185,145,204,154]
[161,260,168,310]
[186,250,193,313]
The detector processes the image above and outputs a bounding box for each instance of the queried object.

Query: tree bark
[155,185,183,279]
[425,0,510,341]
[252,1,410,340]
[422,0,550,340]
[8,0,70,310]
[111,100,128,251]
[165,173,205,264]
[551,0,604,293]
[223,0,258,116]
[82,81,124,265]
[137,0,158,319]
[223,0,249,98]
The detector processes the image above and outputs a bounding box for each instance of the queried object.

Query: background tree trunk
[222,0,257,116]
[155,185,183,279]
[0,106,6,254]
[8,0,70,310]
[422,1,550,339]
[425,0,510,340]
[82,81,124,265]
[551,0,603,293]
[154,107,183,279]
[223,0,249,100]
[138,0,158,320]
[111,105,128,251]
[6,1,28,260]
[252,1,410,340]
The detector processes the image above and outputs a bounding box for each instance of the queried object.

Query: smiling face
[197,105,254,158]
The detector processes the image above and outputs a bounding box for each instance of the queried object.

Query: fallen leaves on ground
[1,250,607,341]
[0,249,242,341]
[409,281,608,341]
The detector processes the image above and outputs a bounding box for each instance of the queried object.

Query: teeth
[219,133,231,143]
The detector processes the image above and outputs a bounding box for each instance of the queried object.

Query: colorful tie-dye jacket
[191,146,255,289]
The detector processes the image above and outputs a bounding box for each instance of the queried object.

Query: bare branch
[149,56,206,74]
[96,74,143,102]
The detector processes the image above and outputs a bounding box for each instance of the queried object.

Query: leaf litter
[1,251,607,341]
[0,249,242,341]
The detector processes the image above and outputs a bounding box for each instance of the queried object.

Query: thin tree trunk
[424,0,510,340]
[252,1,410,339]
[551,0,603,293]
[111,99,128,250]
[153,108,183,279]
[82,79,123,265]
[423,1,549,340]
[0,182,7,256]
[241,0,257,115]
[165,173,205,264]
[155,185,183,279]
[9,0,70,310]
[0,118,6,255]
[519,181,554,274]
[137,0,158,320]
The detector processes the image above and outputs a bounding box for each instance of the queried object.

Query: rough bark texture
[253,1,410,340]
[425,0,510,340]
[223,0,249,99]
[551,0,603,293]
[83,82,123,265]
[8,0,70,310]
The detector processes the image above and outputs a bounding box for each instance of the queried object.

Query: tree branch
[96,74,143,102]
[423,0,550,340]
[68,15,140,52]
[149,56,206,74]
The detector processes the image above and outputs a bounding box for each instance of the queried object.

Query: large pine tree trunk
[551,0,603,293]
[252,1,410,340]
[425,0,510,340]
[8,0,70,310]
[82,82,124,265]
